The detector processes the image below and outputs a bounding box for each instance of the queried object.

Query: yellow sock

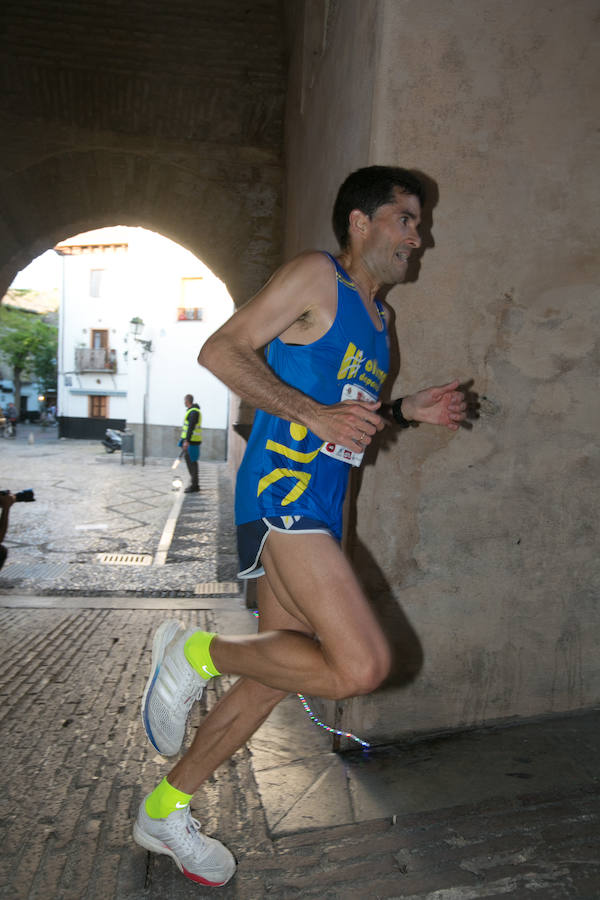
[184,630,221,678]
[145,777,193,819]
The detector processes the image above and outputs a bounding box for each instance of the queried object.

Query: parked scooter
[101,428,123,453]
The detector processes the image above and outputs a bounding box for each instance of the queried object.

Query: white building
[56,226,234,460]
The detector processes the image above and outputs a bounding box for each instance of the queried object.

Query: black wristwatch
[392,398,412,428]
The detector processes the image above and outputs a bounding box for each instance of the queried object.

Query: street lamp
[129,317,153,354]
[129,317,153,465]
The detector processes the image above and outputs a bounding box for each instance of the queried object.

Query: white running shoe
[141,620,208,756]
[133,797,236,886]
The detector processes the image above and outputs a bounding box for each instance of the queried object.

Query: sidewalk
[0,429,239,595]
[1,436,599,898]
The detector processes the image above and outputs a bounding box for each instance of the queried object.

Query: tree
[0,306,58,412]
[31,319,58,394]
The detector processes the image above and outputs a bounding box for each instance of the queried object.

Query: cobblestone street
[0,428,239,596]
[1,431,599,898]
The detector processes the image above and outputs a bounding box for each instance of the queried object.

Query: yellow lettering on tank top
[257,468,311,505]
[290,423,307,441]
[336,342,364,380]
[336,341,388,387]
[264,439,321,464]
[257,423,318,504]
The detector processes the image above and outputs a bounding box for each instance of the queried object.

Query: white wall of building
[58,232,130,421]
[57,226,233,441]
[122,229,233,431]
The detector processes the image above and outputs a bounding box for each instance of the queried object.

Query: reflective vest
[181,405,202,442]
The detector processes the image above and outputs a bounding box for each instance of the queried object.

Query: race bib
[319,384,376,467]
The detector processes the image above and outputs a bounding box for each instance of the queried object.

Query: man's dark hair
[332,166,425,249]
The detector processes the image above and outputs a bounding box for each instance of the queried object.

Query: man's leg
[133,572,309,883]
[135,532,390,882]
[165,530,391,794]
[141,531,390,764]
[167,571,311,793]
[184,450,199,492]
[208,530,392,699]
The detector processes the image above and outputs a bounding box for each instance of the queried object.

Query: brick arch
[0,147,279,303]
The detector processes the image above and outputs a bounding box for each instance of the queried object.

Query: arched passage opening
[0,147,282,304]
[49,225,234,462]
[1,147,282,462]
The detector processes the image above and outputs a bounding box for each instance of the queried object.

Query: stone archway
[0,0,287,302]
[0,146,282,305]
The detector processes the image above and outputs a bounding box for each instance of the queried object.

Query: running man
[133,166,467,885]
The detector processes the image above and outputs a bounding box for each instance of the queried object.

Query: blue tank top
[235,253,390,538]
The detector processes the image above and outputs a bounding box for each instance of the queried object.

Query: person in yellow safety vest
[179,394,202,493]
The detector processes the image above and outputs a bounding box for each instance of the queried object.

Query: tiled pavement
[1,603,599,899]
[1,433,599,898]
[0,429,239,595]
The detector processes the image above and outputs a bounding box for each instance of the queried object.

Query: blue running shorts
[237,515,334,579]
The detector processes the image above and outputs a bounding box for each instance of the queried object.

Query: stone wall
[282,0,380,259]
[284,0,600,744]
[0,0,286,304]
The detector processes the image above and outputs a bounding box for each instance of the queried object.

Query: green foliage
[0,306,58,389]
[31,323,58,391]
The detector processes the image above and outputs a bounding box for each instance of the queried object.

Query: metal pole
[142,353,149,466]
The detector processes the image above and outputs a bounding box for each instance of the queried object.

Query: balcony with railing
[75,347,117,373]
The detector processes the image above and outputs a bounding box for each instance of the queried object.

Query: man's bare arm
[396,381,467,430]
[199,253,383,452]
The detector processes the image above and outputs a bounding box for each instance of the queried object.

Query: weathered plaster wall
[283,0,380,258]
[285,0,599,744]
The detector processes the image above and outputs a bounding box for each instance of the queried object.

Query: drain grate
[97,553,153,566]
[194,581,240,595]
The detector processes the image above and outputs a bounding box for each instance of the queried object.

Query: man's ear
[348,208,370,239]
